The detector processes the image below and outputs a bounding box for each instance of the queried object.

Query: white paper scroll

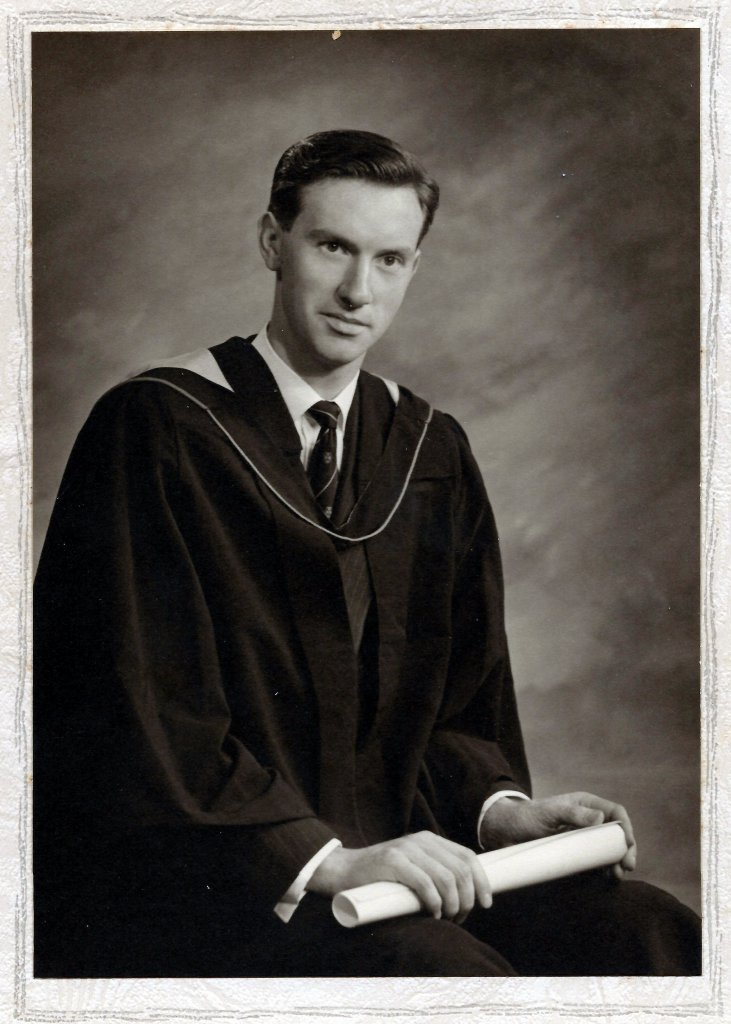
[331,821,628,928]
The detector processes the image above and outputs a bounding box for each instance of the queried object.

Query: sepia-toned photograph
[31,27,701,984]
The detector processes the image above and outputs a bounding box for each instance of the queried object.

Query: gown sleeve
[33,382,336,914]
[423,414,532,849]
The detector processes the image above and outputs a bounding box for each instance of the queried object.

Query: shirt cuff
[273,837,342,923]
[477,790,530,850]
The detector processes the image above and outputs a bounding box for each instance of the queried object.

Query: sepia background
[32,29,700,914]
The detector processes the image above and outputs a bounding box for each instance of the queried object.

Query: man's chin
[313,334,376,370]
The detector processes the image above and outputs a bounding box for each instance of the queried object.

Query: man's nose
[337,259,372,309]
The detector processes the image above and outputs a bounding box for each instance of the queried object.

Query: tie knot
[308,400,341,430]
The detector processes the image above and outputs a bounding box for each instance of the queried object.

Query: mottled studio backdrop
[33,30,700,913]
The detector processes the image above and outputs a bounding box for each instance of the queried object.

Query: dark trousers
[218,872,701,978]
[35,871,701,978]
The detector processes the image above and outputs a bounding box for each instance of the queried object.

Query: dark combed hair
[268,129,440,244]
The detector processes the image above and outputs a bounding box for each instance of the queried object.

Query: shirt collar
[252,327,359,426]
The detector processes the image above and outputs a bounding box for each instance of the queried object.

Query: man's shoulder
[359,367,400,406]
[358,368,458,434]
[133,345,233,393]
[92,340,242,422]
[82,362,226,455]
[358,368,475,479]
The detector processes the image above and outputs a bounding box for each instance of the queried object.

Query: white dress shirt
[251,329,360,473]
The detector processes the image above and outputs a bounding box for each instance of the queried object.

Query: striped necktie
[307,400,341,518]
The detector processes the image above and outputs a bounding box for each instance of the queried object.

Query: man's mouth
[321,313,371,334]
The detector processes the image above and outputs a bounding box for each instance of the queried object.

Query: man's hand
[307,832,492,922]
[481,792,637,880]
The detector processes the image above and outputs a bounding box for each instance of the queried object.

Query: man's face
[265,178,424,378]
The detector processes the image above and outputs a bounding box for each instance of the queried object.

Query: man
[34,130,700,977]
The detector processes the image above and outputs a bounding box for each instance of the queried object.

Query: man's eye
[321,241,343,253]
[381,254,403,268]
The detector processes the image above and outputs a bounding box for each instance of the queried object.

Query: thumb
[561,805,604,830]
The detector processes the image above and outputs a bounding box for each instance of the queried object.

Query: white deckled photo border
[2,3,728,1022]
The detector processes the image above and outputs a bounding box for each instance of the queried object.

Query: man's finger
[438,839,489,913]
[620,845,637,871]
[392,839,463,919]
[426,859,463,920]
[568,793,637,870]
[414,833,493,912]
[553,800,604,831]
[474,859,493,910]
[415,847,477,920]
[383,849,444,918]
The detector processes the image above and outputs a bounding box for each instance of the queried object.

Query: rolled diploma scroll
[332,821,628,928]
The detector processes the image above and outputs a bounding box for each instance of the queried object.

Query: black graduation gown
[33,337,530,976]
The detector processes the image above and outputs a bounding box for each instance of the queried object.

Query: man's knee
[534,874,701,975]
[471,873,701,976]
[598,880,702,975]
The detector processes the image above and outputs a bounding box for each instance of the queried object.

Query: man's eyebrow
[306,229,355,248]
[376,243,414,258]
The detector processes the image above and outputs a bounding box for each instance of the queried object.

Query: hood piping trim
[123,375,433,544]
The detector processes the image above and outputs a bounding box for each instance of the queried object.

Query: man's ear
[258,211,283,271]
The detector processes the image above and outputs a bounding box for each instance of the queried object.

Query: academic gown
[33,336,530,976]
